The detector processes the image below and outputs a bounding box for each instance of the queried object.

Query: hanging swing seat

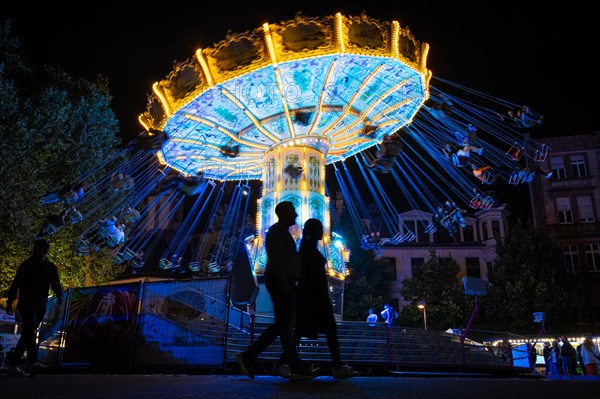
[159,258,173,270]
[189,261,201,272]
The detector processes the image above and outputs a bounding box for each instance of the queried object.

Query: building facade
[529,131,600,330]
[380,205,510,312]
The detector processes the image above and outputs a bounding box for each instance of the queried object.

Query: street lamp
[417,300,427,330]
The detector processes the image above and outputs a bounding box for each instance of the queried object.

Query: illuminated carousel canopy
[140,12,431,181]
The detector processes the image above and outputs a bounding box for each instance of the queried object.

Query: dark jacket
[560,341,576,358]
[7,255,63,307]
[543,345,552,361]
[295,239,335,340]
[264,222,301,284]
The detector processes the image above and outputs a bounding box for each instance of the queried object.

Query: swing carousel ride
[40,13,549,307]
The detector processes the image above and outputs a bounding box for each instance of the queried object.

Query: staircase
[226,321,529,375]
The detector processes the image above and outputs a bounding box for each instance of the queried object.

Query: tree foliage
[336,207,394,321]
[480,219,583,334]
[0,20,123,294]
[397,249,472,330]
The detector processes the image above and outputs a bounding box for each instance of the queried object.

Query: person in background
[529,343,540,375]
[580,336,600,376]
[110,224,126,247]
[367,308,378,326]
[542,341,552,376]
[235,201,316,381]
[549,339,561,376]
[293,218,359,379]
[576,342,587,375]
[5,239,63,376]
[380,303,397,327]
[559,335,576,376]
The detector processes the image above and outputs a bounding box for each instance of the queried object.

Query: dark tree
[336,207,394,321]
[480,220,583,333]
[0,20,123,292]
[397,249,471,330]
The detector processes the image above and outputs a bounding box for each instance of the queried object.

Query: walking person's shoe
[288,365,318,381]
[235,352,254,379]
[28,362,46,376]
[6,366,26,377]
[271,363,291,378]
[333,364,360,379]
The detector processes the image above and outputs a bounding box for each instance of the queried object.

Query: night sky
[2,2,598,220]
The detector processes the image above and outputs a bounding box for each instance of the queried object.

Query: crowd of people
[540,335,599,377]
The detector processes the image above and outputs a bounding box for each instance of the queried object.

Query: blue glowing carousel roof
[143,13,430,180]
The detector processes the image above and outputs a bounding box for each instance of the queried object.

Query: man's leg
[271,287,300,370]
[27,303,47,365]
[9,305,36,369]
[243,323,278,360]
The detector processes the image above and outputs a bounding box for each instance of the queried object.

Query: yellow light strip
[138,115,151,131]
[152,82,173,117]
[331,117,399,144]
[391,21,400,59]
[195,49,215,87]
[205,158,265,169]
[320,152,326,195]
[420,43,429,75]
[424,70,432,92]
[263,23,295,139]
[274,68,296,138]
[156,151,166,165]
[307,58,338,136]
[220,89,281,143]
[362,79,410,121]
[263,23,278,67]
[168,140,262,163]
[329,134,365,150]
[183,114,270,150]
[324,64,385,137]
[301,147,307,191]
[369,97,412,122]
[335,13,344,53]
[332,80,410,140]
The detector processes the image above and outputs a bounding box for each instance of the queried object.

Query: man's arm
[265,225,287,270]
[49,263,64,305]
[6,265,24,315]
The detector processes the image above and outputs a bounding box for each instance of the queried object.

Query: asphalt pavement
[2,372,599,399]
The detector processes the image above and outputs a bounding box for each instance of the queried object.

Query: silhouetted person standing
[236,201,316,381]
[6,239,63,376]
[294,218,359,379]
[559,335,576,376]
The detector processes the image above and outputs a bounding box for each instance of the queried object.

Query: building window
[570,155,587,178]
[491,220,501,238]
[466,257,481,277]
[416,220,429,243]
[463,224,475,242]
[411,257,425,276]
[404,220,416,240]
[481,222,488,240]
[563,245,580,273]
[584,244,600,272]
[433,226,454,244]
[577,196,595,222]
[381,257,397,280]
[557,197,573,224]
[550,156,566,179]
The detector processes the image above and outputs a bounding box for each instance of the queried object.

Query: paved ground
[2,372,599,399]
